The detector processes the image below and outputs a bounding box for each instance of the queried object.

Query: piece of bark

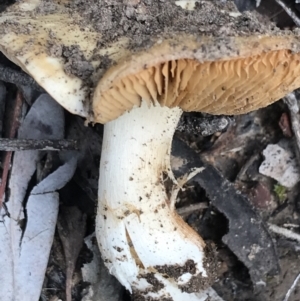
[0,90,23,208]
[172,136,279,289]
[57,206,86,301]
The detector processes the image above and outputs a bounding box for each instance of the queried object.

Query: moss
[273,183,287,203]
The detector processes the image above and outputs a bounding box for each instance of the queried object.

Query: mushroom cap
[1,0,300,122]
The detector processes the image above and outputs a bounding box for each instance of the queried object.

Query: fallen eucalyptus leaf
[0,94,77,301]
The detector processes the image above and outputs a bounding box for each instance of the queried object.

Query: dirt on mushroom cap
[13,0,284,76]
[66,0,278,50]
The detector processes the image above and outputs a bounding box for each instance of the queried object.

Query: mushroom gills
[94,49,300,123]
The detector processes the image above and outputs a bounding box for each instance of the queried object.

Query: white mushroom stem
[96,102,215,300]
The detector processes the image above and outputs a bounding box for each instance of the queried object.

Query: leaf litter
[0,94,77,301]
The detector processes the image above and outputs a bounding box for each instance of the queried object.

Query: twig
[283,92,300,165]
[0,64,43,92]
[0,82,6,134]
[283,272,300,301]
[268,223,300,243]
[283,223,300,228]
[0,90,23,208]
[177,202,208,216]
[274,0,300,26]
[0,138,78,151]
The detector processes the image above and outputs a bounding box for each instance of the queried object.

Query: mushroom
[2,1,300,300]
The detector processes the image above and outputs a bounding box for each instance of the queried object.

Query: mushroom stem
[96,101,215,300]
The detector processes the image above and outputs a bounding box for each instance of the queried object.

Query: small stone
[175,1,197,11]
[259,144,300,188]
[124,0,140,5]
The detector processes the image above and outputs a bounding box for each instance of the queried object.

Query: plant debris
[0,94,77,301]
[172,136,279,288]
[57,206,86,301]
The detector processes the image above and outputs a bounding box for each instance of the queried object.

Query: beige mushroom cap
[1,0,300,123]
[93,34,300,123]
